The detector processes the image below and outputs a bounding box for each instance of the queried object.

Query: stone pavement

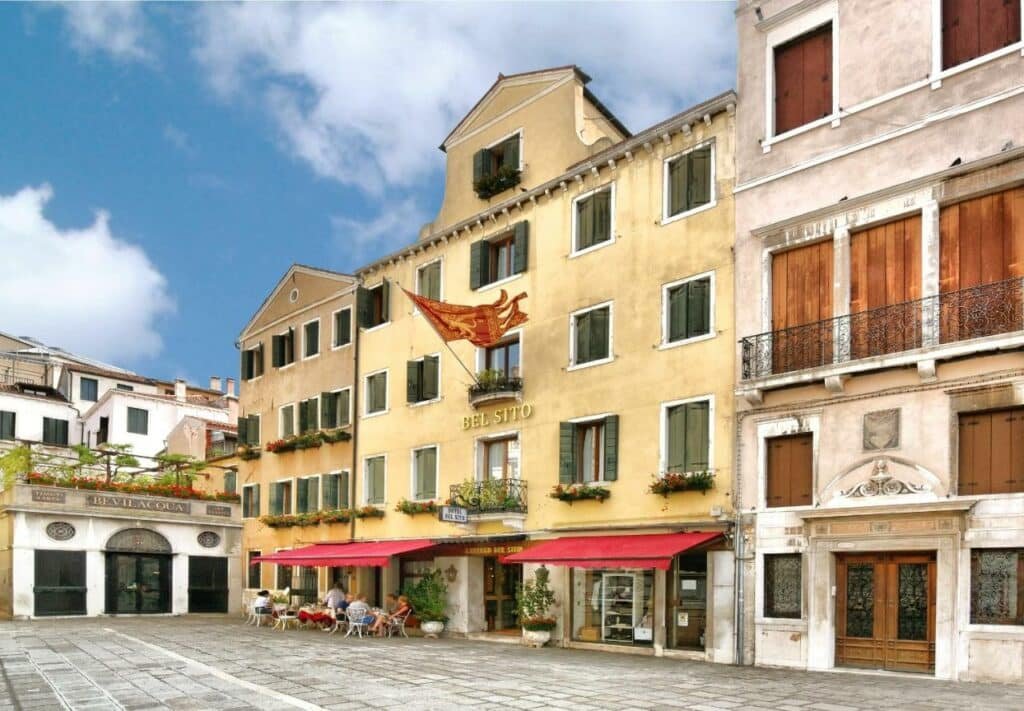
[0,618,1022,711]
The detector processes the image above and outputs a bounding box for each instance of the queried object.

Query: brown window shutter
[766,433,813,507]
[1011,410,1024,493]
[958,414,979,494]
[766,438,788,508]
[791,435,814,506]
[774,23,832,134]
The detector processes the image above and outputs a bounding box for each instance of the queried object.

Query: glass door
[34,550,87,616]
[105,554,171,614]
[668,553,707,649]
[483,557,520,632]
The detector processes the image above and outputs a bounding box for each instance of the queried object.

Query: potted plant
[648,470,715,497]
[517,565,557,648]
[405,568,448,638]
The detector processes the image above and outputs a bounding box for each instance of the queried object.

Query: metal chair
[253,607,273,627]
[323,608,346,635]
[385,609,412,638]
[274,604,299,631]
[344,606,370,638]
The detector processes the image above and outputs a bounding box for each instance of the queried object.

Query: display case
[600,572,652,643]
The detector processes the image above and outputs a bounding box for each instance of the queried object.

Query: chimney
[210,376,222,392]
[174,378,187,402]
[225,377,236,397]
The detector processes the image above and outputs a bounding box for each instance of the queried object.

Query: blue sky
[0,2,735,387]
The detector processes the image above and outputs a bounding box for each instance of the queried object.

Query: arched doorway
[104,528,172,614]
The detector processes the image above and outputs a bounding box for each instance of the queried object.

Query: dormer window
[473,133,522,199]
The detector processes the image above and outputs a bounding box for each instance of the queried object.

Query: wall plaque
[197,531,221,548]
[206,504,232,517]
[863,409,900,451]
[45,521,75,541]
[86,494,190,514]
[32,488,66,504]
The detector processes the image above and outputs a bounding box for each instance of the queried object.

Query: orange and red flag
[401,287,528,348]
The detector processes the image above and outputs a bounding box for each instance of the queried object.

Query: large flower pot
[420,620,444,638]
[522,629,551,648]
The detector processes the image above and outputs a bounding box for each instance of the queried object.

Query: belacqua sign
[461,403,534,430]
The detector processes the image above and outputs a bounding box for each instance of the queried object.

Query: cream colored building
[734,0,1024,681]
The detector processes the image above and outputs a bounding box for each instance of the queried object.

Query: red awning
[500,532,722,570]
[251,539,435,568]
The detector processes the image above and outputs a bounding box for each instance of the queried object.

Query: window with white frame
[417,260,442,301]
[364,456,386,505]
[663,143,714,221]
[940,0,1021,71]
[333,307,352,348]
[272,328,296,368]
[364,370,388,416]
[242,484,260,518]
[279,404,295,438]
[297,396,319,434]
[570,302,612,368]
[572,185,614,254]
[321,388,351,429]
[478,435,520,480]
[663,272,714,345]
[296,475,320,513]
[241,343,264,380]
[126,407,149,436]
[482,333,521,380]
[406,355,440,404]
[662,397,711,474]
[411,445,438,500]
[303,318,320,359]
[321,471,349,510]
[269,479,293,515]
[559,415,619,484]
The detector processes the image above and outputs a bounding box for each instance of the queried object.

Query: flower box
[353,506,385,519]
[23,472,240,503]
[473,166,521,199]
[395,499,439,516]
[647,471,715,497]
[549,483,610,504]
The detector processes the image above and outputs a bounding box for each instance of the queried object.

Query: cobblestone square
[0,618,1022,710]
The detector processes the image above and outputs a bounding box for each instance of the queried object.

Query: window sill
[408,397,442,409]
[302,353,320,362]
[569,236,616,260]
[658,332,716,351]
[243,375,263,384]
[411,496,438,503]
[361,409,390,420]
[661,200,717,226]
[362,321,391,334]
[276,363,296,372]
[567,356,615,372]
[930,42,1024,89]
[475,272,524,294]
[330,342,352,351]
[762,113,840,153]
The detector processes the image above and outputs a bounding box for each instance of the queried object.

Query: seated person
[252,590,272,618]
[370,594,413,636]
[323,581,346,611]
[339,592,354,612]
[347,594,375,626]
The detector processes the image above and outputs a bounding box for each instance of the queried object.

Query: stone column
[709,550,736,663]
[653,568,667,655]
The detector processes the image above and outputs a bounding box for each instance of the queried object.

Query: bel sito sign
[461,403,534,430]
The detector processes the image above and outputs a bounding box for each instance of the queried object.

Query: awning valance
[251,539,435,568]
[500,532,722,570]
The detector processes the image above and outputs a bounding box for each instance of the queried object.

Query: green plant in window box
[647,470,715,497]
[318,509,354,524]
[473,165,521,199]
[353,505,385,519]
[237,445,261,461]
[549,483,610,504]
[395,498,438,515]
[319,428,352,444]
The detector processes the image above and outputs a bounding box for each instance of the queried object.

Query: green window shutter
[669,156,689,216]
[42,417,53,444]
[603,415,619,481]
[512,221,529,275]
[0,411,15,440]
[683,401,710,472]
[305,321,319,356]
[337,309,352,346]
[422,356,439,400]
[270,483,282,516]
[356,287,372,328]
[423,448,437,498]
[321,392,335,429]
[589,308,609,361]
[339,470,351,509]
[310,398,320,431]
[247,415,260,446]
[296,478,308,513]
[286,328,295,364]
[576,195,594,250]
[688,147,712,209]
[473,149,492,185]
[502,136,520,170]
[237,417,248,445]
[368,459,385,504]
[307,477,319,511]
[559,422,576,484]
[271,335,284,367]
[322,473,338,510]
[406,360,422,403]
[470,240,490,290]
[574,312,591,364]
[241,349,251,380]
[338,390,351,426]
[255,343,264,377]
[593,190,611,245]
[667,405,687,472]
[58,420,68,445]
[298,399,309,434]
[687,278,711,338]
[669,285,689,342]
[380,281,390,323]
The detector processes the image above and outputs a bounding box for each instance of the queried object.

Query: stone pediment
[820,456,944,506]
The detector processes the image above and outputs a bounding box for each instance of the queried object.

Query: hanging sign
[439,505,469,524]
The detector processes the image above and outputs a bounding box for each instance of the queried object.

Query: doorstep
[466,631,523,646]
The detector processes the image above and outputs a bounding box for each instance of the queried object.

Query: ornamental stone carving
[106,528,172,554]
[45,521,75,541]
[197,531,221,548]
[840,458,930,498]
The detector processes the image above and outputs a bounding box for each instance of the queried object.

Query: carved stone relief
[863,409,900,451]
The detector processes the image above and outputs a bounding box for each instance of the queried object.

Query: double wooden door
[836,553,936,673]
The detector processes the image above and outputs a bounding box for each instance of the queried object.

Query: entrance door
[105,553,171,614]
[483,557,521,632]
[34,550,87,616]
[836,553,936,673]
[669,553,707,649]
[188,556,228,613]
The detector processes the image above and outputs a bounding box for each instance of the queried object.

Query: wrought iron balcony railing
[741,277,1024,380]
[467,375,523,406]
[449,478,527,515]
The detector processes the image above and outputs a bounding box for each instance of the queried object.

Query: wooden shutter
[669,157,689,216]
[687,278,710,338]
[772,239,834,328]
[850,215,923,312]
[0,411,15,440]
[269,483,282,516]
[307,477,319,511]
[470,240,490,290]
[959,407,1024,495]
[373,374,387,411]
[321,392,335,429]
[502,136,519,171]
[774,23,832,134]
[943,0,1022,69]
[241,349,252,380]
[513,221,529,274]
[356,287,372,328]
[296,478,308,513]
[766,433,813,507]
[473,149,492,184]
[255,343,264,377]
[337,309,352,346]
[247,415,260,445]
[669,284,689,342]
[422,356,439,400]
[406,360,422,403]
[338,390,350,426]
[416,449,437,499]
[593,190,611,244]
[603,415,619,481]
[252,485,261,517]
[286,328,295,364]
[683,401,710,472]
[940,186,1024,292]
[559,422,576,484]
[666,405,686,471]
[271,335,284,367]
[323,473,339,510]
[339,470,351,509]
[42,417,53,444]
[577,195,594,250]
[298,399,310,433]
[237,417,248,445]
[688,147,712,209]
[574,312,590,364]
[589,307,609,361]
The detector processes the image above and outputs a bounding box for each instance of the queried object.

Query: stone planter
[420,620,444,638]
[522,629,551,648]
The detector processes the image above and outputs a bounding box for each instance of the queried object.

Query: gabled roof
[0,382,70,404]
[239,264,357,340]
[440,65,630,151]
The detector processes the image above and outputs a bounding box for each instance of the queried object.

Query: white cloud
[192,2,735,195]
[162,124,196,156]
[0,184,174,362]
[330,198,428,264]
[61,1,154,63]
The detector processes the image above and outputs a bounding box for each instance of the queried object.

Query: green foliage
[473,165,521,199]
[0,445,34,488]
[516,566,557,631]
[404,568,449,623]
[648,470,715,497]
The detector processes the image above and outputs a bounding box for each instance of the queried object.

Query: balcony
[449,478,527,531]
[467,375,523,408]
[741,278,1024,390]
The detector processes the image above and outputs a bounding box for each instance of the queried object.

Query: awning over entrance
[251,540,435,567]
[500,532,722,570]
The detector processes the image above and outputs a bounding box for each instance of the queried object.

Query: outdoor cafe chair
[384,609,412,638]
[274,604,299,631]
[344,606,370,638]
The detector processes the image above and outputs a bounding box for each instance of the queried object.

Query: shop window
[321,389,351,429]
[126,407,149,436]
[417,260,442,301]
[42,417,69,446]
[407,355,440,404]
[298,397,319,434]
[765,433,814,507]
[0,410,15,440]
[412,446,438,500]
[970,548,1024,625]
[942,0,1021,70]
[571,569,654,645]
[559,416,619,483]
[664,274,713,345]
[322,471,349,510]
[664,399,710,473]
[248,550,262,589]
[573,186,613,254]
[365,456,386,505]
[242,484,260,518]
[270,480,292,516]
[959,407,1024,495]
[333,307,352,348]
[296,476,319,514]
[303,319,320,359]
[764,553,802,618]
[80,377,98,402]
[271,328,295,368]
[279,404,295,438]
[470,222,529,289]
[237,414,260,447]
[364,371,388,415]
[571,303,612,367]
[241,343,264,380]
[357,282,390,329]
[664,145,713,220]
[773,23,833,135]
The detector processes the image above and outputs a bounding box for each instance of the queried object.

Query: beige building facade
[734,0,1024,681]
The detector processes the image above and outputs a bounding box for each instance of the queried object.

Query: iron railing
[449,478,527,515]
[468,376,523,403]
[741,277,1024,380]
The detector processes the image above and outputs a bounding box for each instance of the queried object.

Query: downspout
[349,298,361,544]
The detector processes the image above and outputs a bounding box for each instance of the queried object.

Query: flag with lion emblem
[401,287,528,348]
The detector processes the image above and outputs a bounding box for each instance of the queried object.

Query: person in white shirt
[323,582,346,611]
[252,590,272,623]
[347,593,375,625]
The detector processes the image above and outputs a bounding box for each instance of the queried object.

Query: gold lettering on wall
[461,404,535,430]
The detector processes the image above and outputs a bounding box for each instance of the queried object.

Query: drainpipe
[349,297,361,544]
[733,513,744,666]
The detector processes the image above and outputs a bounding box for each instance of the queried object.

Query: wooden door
[483,557,521,632]
[836,553,936,673]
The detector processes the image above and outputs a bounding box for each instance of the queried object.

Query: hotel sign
[461,403,534,430]
[86,494,191,515]
[439,506,469,524]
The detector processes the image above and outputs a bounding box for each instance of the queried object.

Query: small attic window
[473,133,522,199]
